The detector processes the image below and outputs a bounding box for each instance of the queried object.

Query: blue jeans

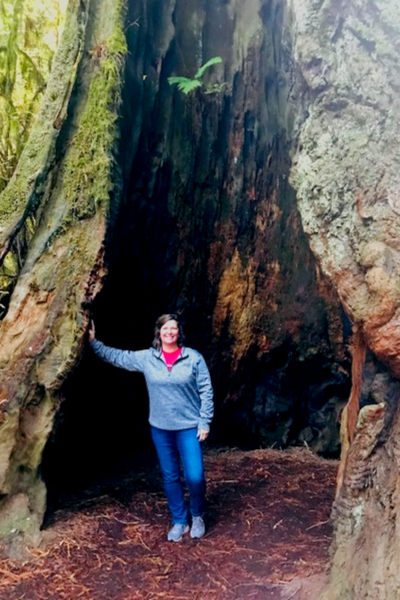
[150,426,206,524]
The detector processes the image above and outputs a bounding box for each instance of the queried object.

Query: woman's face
[160,320,179,346]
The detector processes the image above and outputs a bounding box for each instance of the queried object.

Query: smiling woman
[154,315,183,351]
[89,313,214,542]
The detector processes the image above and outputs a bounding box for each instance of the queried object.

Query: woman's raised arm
[89,320,147,372]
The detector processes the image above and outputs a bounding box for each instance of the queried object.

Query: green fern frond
[168,76,202,94]
[194,56,222,79]
[167,76,193,86]
[168,56,224,96]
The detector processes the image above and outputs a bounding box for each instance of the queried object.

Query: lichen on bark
[288,0,400,597]
[289,0,400,370]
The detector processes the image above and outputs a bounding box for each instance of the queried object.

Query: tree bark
[288,0,400,597]
[0,0,127,545]
[0,0,89,264]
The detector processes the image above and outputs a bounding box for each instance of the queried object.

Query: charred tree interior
[42,0,350,503]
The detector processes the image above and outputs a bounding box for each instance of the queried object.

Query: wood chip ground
[0,448,337,600]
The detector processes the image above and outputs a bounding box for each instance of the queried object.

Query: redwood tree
[0,0,344,545]
[1,1,400,597]
[0,0,127,542]
[289,0,400,597]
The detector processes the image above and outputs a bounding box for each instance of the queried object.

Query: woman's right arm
[89,321,146,372]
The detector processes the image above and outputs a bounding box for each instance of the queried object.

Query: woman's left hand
[197,428,209,442]
[88,319,96,342]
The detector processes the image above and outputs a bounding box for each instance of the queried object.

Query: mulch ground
[0,448,337,600]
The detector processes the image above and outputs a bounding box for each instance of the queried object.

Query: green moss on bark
[62,13,127,225]
[0,0,90,232]
[0,0,127,545]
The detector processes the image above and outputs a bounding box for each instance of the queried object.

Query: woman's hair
[152,313,185,350]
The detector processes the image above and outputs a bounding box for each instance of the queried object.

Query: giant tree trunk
[0,0,127,544]
[2,1,400,596]
[288,0,400,597]
[0,0,347,544]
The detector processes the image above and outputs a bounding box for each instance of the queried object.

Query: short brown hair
[152,314,185,350]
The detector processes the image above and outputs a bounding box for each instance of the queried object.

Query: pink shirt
[162,348,182,371]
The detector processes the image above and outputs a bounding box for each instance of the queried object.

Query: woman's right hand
[88,320,96,342]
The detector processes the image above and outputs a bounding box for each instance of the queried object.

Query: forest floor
[0,447,337,600]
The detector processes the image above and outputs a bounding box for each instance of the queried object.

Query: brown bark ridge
[288,0,400,597]
[336,328,366,499]
[0,0,127,546]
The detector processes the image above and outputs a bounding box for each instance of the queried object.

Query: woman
[89,314,214,542]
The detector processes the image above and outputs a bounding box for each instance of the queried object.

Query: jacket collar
[153,346,188,359]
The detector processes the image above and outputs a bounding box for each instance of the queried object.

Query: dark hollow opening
[41,0,351,517]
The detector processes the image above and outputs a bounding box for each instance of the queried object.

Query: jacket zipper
[156,351,187,375]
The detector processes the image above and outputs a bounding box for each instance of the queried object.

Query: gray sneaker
[167,523,189,542]
[190,516,205,539]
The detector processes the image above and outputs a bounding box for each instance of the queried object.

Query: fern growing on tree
[168,56,224,95]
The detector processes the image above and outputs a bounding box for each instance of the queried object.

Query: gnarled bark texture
[288,0,400,597]
[0,0,127,544]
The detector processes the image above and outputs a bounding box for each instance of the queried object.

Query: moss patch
[0,0,89,232]
[61,0,127,227]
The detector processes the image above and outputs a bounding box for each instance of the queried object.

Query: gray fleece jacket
[90,339,214,432]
